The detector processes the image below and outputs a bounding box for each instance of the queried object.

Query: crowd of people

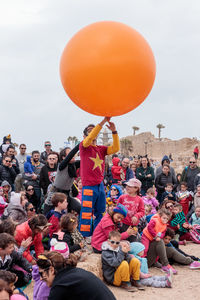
[0,118,200,299]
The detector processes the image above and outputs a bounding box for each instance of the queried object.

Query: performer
[79,117,120,237]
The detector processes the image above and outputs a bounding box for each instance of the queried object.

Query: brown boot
[131,279,145,290]
[120,282,138,292]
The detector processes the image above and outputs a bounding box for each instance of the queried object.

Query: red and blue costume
[79,124,119,237]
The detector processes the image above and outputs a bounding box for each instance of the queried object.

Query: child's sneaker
[162,264,178,275]
[166,269,173,288]
[190,261,200,269]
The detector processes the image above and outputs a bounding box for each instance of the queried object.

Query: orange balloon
[60,21,156,116]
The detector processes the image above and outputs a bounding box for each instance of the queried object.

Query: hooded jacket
[48,266,116,300]
[129,242,148,274]
[101,241,132,284]
[111,157,122,180]
[91,213,129,251]
[1,180,11,202]
[32,265,50,300]
[3,192,27,224]
[24,156,35,174]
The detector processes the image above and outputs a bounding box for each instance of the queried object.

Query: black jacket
[0,250,32,273]
[48,266,116,300]
[52,230,81,253]
[0,165,17,185]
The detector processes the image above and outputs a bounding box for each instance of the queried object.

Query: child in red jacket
[111,157,123,182]
[47,193,68,238]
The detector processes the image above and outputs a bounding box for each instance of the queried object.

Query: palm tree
[67,136,72,143]
[156,124,165,140]
[132,126,140,135]
[71,136,78,147]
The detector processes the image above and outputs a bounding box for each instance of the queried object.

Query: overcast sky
[1,0,200,153]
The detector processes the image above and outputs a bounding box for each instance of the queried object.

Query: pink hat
[126,178,142,189]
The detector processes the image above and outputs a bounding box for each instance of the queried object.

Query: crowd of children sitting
[0,157,200,299]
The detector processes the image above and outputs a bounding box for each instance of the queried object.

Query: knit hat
[129,242,145,256]
[3,134,11,144]
[113,203,128,217]
[50,238,69,259]
[10,192,21,206]
[125,178,142,189]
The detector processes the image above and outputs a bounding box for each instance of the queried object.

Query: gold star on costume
[89,153,104,171]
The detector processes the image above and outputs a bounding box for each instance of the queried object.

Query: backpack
[189,225,200,243]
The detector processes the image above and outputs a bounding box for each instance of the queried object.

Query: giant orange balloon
[60,21,156,116]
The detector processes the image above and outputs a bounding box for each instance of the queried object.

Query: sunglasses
[111,188,117,191]
[190,161,195,164]
[45,144,51,147]
[39,267,50,278]
[20,147,26,150]
[109,240,120,245]
[27,188,34,191]
[5,160,11,163]
[28,207,35,212]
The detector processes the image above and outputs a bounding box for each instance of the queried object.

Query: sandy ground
[25,243,200,300]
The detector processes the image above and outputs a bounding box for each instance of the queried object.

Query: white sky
[1,0,200,153]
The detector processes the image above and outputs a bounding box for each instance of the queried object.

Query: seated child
[0,270,28,299]
[163,228,200,269]
[101,231,142,292]
[189,206,200,226]
[129,242,173,288]
[170,203,191,238]
[111,157,123,183]
[176,182,193,216]
[51,213,85,254]
[194,184,200,208]
[144,204,154,223]
[142,188,159,214]
[161,183,176,203]
[141,208,172,257]
[1,181,11,203]
[32,265,50,300]
[47,192,68,238]
[0,233,32,288]
[0,186,8,216]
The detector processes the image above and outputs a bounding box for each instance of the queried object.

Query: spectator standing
[193,146,199,160]
[155,155,176,179]
[40,141,53,164]
[136,157,155,195]
[39,153,58,196]
[181,157,200,192]
[121,157,134,182]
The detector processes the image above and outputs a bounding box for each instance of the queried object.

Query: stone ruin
[120,132,200,174]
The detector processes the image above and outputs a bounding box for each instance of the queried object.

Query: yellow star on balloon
[89,153,104,171]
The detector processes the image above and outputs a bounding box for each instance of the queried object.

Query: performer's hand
[106,121,116,132]
[99,117,111,127]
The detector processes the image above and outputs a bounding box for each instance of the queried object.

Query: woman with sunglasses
[0,156,17,188]
[25,184,40,211]
[37,252,116,300]
[24,202,36,219]
[91,203,136,253]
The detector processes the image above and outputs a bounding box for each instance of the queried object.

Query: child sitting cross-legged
[101,230,142,292]
[129,242,173,288]
[163,228,200,269]
[170,203,192,241]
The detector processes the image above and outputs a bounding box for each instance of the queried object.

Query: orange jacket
[143,214,167,241]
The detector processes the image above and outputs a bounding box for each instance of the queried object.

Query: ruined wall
[120,132,200,173]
